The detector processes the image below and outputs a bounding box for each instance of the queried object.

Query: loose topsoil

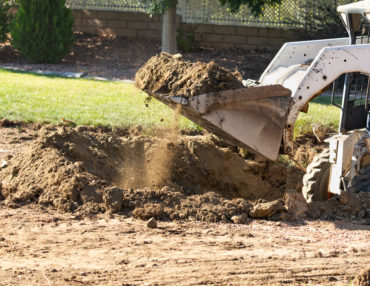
[135,53,244,98]
[0,122,369,223]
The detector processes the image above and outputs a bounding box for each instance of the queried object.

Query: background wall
[72,9,303,51]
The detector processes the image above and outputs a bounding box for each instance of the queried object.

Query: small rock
[172,53,183,59]
[103,187,123,212]
[147,217,157,229]
[231,213,248,224]
[161,186,174,193]
[249,200,284,219]
[0,161,7,168]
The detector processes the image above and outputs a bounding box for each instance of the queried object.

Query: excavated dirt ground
[0,122,369,285]
[0,121,286,221]
[0,121,369,222]
[135,53,243,98]
[0,205,369,286]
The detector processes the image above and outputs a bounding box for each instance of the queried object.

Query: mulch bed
[0,32,274,80]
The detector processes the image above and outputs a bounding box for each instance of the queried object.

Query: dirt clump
[127,188,252,223]
[146,217,158,229]
[284,189,309,219]
[135,52,243,98]
[249,200,284,219]
[307,191,370,220]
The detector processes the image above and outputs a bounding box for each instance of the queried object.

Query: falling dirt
[135,52,244,98]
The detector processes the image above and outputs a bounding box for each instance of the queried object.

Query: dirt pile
[0,124,369,222]
[135,52,243,98]
[307,191,370,220]
[0,125,283,221]
[125,188,253,223]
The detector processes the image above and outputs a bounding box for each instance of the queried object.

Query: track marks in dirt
[0,205,368,285]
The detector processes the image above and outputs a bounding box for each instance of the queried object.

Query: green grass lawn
[0,69,341,137]
[295,96,341,137]
[0,69,197,130]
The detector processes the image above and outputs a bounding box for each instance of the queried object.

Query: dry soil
[0,122,369,285]
[135,53,243,98]
[0,204,368,286]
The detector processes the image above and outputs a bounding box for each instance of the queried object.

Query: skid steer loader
[142,1,370,203]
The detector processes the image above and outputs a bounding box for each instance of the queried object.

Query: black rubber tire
[349,165,370,193]
[302,149,331,203]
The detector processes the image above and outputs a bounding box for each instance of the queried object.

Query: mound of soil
[0,125,282,220]
[135,53,244,98]
[0,124,369,222]
[307,191,370,220]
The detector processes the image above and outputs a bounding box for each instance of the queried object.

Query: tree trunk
[162,0,177,54]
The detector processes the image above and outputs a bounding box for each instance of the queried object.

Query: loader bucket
[145,85,292,161]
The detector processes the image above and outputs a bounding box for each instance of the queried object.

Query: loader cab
[336,1,370,134]
[338,1,370,45]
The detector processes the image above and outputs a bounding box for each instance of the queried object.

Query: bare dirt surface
[0,123,369,285]
[0,33,274,80]
[135,53,243,98]
[0,204,369,286]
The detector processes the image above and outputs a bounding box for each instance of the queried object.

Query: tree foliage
[0,0,11,43]
[143,0,282,16]
[303,0,347,38]
[218,0,282,15]
[11,0,74,63]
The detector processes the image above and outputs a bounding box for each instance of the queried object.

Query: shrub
[0,0,10,43]
[11,0,74,63]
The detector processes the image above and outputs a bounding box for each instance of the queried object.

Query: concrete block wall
[73,9,303,51]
